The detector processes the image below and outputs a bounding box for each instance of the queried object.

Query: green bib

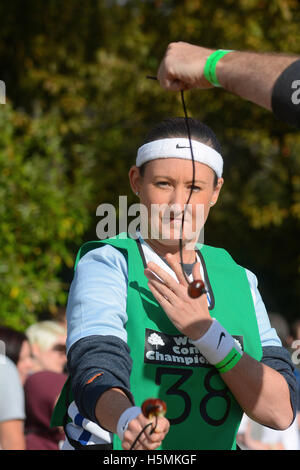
[52,233,262,450]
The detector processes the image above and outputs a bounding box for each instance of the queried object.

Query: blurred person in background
[0,327,33,450]
[25,321,67,374]
[23,321,67,450]
[0,327,33,385]
[237,313,299,450]
[24,370,67,450]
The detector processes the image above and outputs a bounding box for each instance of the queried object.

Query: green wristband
[215,346,243,374]
[204,49,234,87]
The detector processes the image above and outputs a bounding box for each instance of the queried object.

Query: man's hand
[157,41,215,91]
[122,413,170,450]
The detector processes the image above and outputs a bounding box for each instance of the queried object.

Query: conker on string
[188,280,205,298]
[142,398,167,419]
[129,399,167,447]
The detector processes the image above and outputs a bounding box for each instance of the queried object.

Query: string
[145,76,201,292]
[129,420,157,450]
[128,79,201,451]
[179,89,196,285]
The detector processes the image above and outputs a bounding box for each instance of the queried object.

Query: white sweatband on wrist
[191,319,243,373]
[117,406,142,441]
[136,138,223,178]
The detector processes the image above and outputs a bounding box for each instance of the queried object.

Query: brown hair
[0,326,28,365]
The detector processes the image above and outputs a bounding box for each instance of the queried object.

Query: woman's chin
[142,220,199,248]
[157,231,198,248]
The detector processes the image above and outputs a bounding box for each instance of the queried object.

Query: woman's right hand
[122,413,170,450]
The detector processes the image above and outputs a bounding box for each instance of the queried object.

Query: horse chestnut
[142,398,167,419]
[188,280,205,298]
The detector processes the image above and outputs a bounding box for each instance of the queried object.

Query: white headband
[136,138,223,178]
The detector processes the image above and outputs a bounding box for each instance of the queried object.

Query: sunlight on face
[131,158,223,249]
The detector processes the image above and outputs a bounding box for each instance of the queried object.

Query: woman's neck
[143,237,197,264]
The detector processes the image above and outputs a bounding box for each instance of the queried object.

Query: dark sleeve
[294,369,300,411]
[261,345,297,422]
[67,335,134,426]
[271,59,300,129]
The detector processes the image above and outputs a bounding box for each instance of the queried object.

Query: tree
[0,103,91,328]
[0,0,299,328]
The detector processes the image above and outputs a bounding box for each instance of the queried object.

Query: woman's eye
[155,182,202,191]
[189,185,201,192]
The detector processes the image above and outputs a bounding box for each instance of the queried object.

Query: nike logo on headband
[176,143,191,149]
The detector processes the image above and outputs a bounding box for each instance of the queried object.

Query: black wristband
[271,59,300,129]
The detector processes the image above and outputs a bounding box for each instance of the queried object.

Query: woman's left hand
[144,253,213,340]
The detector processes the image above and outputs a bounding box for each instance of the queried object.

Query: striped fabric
[62,402,112,449]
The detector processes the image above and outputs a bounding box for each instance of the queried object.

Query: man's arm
[215,50,298,111]
[157,42,300,126]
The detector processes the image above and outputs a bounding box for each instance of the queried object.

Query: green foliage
[0,104,92,329]
[0,0,299,328]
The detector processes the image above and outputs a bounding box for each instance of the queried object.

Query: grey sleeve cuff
[67,335,134,426]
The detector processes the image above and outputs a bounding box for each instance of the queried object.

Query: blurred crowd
[237,314,300,450]
[0,311,68,450]
[0,311,299,450]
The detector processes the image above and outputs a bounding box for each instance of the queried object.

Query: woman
[53,117,296,450]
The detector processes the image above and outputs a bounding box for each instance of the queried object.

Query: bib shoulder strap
[197,243,240,269]
[74,232,137,270]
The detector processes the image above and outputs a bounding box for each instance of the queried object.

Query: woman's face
[17,340,34,384]
[129,157,223,249]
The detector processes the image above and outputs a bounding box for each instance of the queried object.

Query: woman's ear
[128,166,141,195]
[211,177,224,205]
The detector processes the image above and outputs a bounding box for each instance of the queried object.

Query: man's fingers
[158,76,188,91]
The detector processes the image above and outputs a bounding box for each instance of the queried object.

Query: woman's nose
[168,187,186,214]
